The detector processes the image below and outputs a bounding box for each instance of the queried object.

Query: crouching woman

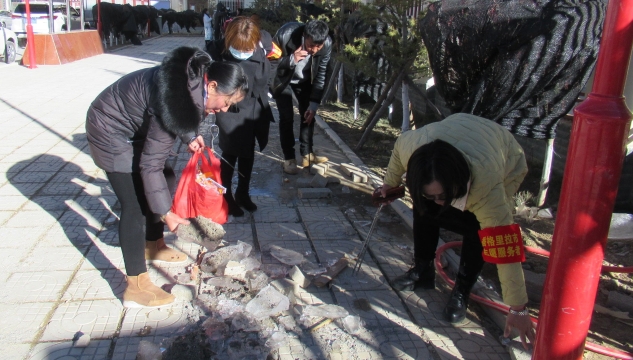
[85,47,247,308]
[382,113,535,349]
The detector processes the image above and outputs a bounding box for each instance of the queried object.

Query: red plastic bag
[171,147,228,224]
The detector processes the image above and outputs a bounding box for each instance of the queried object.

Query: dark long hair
[406,139,470,214]
[205,61,248,97]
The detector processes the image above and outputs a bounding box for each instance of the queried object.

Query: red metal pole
[97,0,102,37]
[24,0,37,68]
[533,0,633,359]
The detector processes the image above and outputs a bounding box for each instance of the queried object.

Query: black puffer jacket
[85,47,210,215]
[272,22,332,103]
[206,30,277,156]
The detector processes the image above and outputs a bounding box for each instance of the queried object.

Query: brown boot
[302,153,328,167]
[123,272,175,308]
[145,238,187,263]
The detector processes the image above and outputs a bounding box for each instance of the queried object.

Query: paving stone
[333,289,413,328]
[253,206,299,223]
[41,299,124,341]
[111,336,171,360]
[255,223,307,242]
[29,340,112,360]
[0,226,47,249]
[18,245,86,272]
[298,206,347,222]
[21,195,71,211]
[296,177,313,188]
[9,171,58,183]
[80,241,126,271]
[1,271,74,303]
[0,195,28,211]
[119,301,192,337]
[62,269,127,301]
[0,302,56,344]
[298,188,332,199]
[308,163,329,175]
[217,223,254,243]
[304,220,356,240]
[310,173,329,188]
[339,163,364,177]
[2,209,61,228]
[0,343,32,360]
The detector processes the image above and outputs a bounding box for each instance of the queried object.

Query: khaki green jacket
[385,113,528,305]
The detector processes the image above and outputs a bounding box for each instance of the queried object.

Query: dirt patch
[319,101,633,359]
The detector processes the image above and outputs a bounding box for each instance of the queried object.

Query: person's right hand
[188,136,205,154]
[380,183,394,199]
[293,46,309,64]
[163,211,190,232]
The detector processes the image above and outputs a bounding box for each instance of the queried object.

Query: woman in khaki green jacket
[381,113,535,349]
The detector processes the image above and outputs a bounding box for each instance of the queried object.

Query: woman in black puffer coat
[86,46,247,308]
[205,16,279,217]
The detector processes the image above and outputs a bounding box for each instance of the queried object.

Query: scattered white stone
[302,304,349,319]
[72,332,90,347]
[289,265,311,288]
[137,340,162,360]
[171,284,196,301]
[245,285,290,319]
[224,260,247,281]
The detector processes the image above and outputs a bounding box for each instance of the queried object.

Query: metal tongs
[352,185,406,275]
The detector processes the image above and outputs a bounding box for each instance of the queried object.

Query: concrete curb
[314,113,532,358]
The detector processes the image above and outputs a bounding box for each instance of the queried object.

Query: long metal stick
[352,203,384,275]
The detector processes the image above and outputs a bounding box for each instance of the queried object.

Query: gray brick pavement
[0,35,511,360]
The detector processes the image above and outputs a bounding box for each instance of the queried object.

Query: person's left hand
[504,307,536,350]
[188,136,205,153]
[303,109,316,124]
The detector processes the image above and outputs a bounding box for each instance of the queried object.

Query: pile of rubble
[138,216,366,360]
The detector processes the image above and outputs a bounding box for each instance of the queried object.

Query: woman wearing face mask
[86,47,247,308]
[205,16,280,217]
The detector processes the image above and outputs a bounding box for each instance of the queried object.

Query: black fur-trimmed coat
[86,47,210,215]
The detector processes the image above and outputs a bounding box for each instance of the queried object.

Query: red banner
[478,224,525,264]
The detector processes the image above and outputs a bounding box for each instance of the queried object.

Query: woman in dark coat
[86,47,247,308]
[206,16,280,216]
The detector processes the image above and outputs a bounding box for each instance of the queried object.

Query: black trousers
[413,200,485,282]
[219,153,255,196]
[106,166,176,276]
[276,82,315,160]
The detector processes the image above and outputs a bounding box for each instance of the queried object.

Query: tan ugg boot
[123,272,175,308]
[145,238,187,263]
[301,153,328,167]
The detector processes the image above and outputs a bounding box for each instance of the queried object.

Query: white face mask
[229,46,254,60]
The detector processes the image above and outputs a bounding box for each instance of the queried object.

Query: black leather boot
[443,267,479,323]
[234,156,257,212]
[392,260,435,291]
[224,192,244,217]
[220,155,244,217]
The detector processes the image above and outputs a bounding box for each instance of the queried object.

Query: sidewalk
[0,35,512,360]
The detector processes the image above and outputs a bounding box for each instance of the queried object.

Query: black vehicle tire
[4,40,16,64]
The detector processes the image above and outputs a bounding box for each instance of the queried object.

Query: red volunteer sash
[478,224,525,264]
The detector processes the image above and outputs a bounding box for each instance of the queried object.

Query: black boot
[220,154,244,217]
[234,156,257,212]
[392,260,435,291]
[443,266,479,323]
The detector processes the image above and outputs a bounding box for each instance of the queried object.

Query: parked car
[0,9,11,28]
[11,2,90,40]
[0,22,17,63]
